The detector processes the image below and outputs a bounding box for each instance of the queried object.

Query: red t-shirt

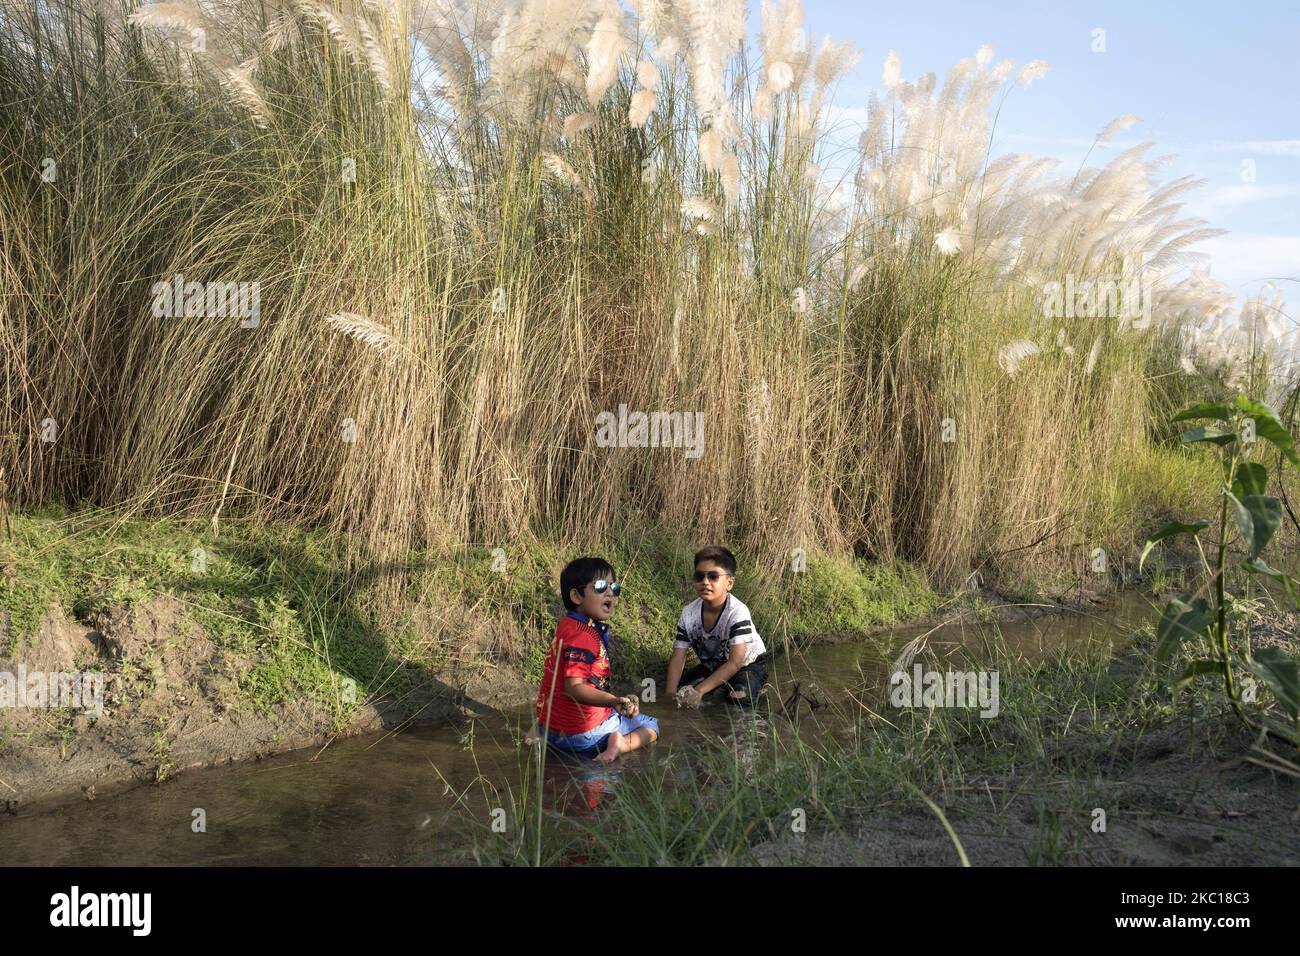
[536,613,614,734]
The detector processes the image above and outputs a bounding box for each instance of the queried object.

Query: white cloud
[1186,183,1300,215]
[1199,234,1300,289]
[995,132,1147,151]
[998,135,1300,160]
[1198,234,1299,328]
[1212,140,1300,158]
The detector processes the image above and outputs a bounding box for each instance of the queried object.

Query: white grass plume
[934,228,961,256]
[882,50,901,90]
[677,0,745,131]
[128,2,208,34]
[1146,227,1227,272]
[812,36,860,90]
[766,60,793,93]
[542,151,593,201]
[308,4,394,98]
[998,340,1040,378]
[1017,60,1049,86]
[584,8,626,106]
[682,194,722,234]
[847,260,872,290]
[701,126,726,167]
[635,58,659,90]
[681,196,721,222]
[1097,113,1140,144]
[264,11,297,51]
[325,312,400,358]
[1084,335,1104,375]
[563,112,596,139]
[219,60,271,128]
[759,0,805,93]
[353,13,395,98]
[628,89,656,127]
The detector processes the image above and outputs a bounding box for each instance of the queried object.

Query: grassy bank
[0,508,944,725]
[0,505,947,805]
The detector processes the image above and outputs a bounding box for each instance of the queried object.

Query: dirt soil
[0,597,532,813]
[748,724,1300,865]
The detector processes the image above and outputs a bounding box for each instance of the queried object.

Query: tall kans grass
[0,0,1260,597]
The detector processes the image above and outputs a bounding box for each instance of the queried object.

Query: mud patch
[0,597,530,812]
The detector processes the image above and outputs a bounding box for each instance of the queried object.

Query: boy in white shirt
[664,546,768,709]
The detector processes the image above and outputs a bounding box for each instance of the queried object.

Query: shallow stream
[0,593,1158,865]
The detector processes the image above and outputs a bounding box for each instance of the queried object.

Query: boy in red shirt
[528,556,659,763]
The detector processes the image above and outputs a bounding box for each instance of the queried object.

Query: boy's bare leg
[596,727,657,762]
[596,731,624,763]
[622,727,657,754]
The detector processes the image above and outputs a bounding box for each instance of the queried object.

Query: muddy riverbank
[0,513,966,815]
[0,574,1138,816]
[11,561,1295,869]
[0,584,1224,866]
[0,596,533,813]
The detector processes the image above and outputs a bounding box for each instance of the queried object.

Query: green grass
[1110,445,1221,539]
[0,511,418,723]
[780,555,941,640]
[0,510,942,724]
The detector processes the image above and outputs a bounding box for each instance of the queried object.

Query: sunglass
[693,570,730,583]
[586,579,621,597]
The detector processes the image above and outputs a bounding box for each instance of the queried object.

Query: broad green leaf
[1246,646,1300,719]
[1180,425,1235,447]
[1139,519,1211,572]
[1235,396,1300,469]
[1172,402,1233,422]
[1242,557,1300,608]
[1172,659,1222,694]
[1155,596,1210,663]
[1231,461,1268,498]
[1227,492,1282,559]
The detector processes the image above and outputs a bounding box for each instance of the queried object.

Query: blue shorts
[546,708,659,755]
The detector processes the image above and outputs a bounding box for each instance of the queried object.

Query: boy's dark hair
[560,556,616,610]
[693,545,736,575]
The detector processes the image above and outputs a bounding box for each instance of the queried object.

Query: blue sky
[793,0,1299,323]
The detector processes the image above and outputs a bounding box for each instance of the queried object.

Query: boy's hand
[617,696,639,717]
[676,685,702,710]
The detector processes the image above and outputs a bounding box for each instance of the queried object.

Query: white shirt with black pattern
[673,595,766,670]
